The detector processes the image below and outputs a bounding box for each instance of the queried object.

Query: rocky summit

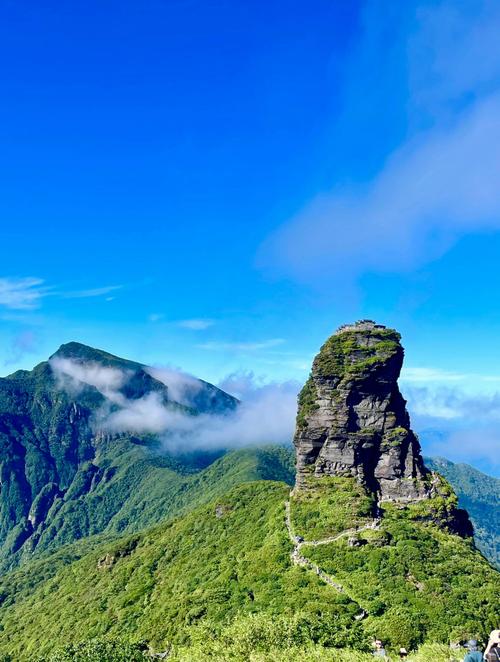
[294,320,431,502]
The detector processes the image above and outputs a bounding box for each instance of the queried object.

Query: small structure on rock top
[294,320,430,502]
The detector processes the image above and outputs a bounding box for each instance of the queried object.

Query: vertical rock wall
[294,321,430,502]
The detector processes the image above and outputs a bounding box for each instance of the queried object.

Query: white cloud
[160,372,299,452]
[408,0,500,116]
[258,1,500,284]
[51,357,299,451]
[62,285,122,299]
[401,367,500,388]
[423,427,500,474]
[146,366,204,408]
[0,278,124,311]
[401,367,466,383]
[177,318,215,330]
[104,392,172,434]
[405,384,500,421]
[405,383,500,473]
[0,277,47,310]
[148,313,164,323]
[50,357,129,398]
[102,370,299,451]
[260,93,500,282]
[198,339,285,352]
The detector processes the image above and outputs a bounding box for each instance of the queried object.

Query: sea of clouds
[50,358,300,452]
[50,357,500,476]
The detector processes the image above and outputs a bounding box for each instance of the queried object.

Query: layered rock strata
[294,321,430,502]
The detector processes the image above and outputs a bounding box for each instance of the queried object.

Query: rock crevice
[294,320,429,502]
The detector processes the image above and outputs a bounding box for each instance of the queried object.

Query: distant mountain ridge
[0,328,499,659]
[0,342,238,569]
[425,456,500,569]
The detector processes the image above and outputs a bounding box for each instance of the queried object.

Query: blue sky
[1,0,500,474]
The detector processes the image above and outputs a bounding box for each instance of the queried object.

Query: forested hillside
[426,456,500,569]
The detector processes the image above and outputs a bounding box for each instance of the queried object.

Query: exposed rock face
[294,321,430,502]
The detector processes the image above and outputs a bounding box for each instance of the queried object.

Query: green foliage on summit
[296,376,319,428]
[313,327,401,379]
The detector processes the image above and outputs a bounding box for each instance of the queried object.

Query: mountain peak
[294,321,430,502]
[50,342,143,370]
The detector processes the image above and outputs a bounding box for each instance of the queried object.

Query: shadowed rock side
[294,321,431,502]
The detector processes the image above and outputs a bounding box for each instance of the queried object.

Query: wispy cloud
[51,357,299,451]
[0,277,48,310]
[405,385,500,422]
[404,383,500,474]
[422,427,500,475]
[258,0,500,285]
[4,331,39,366]
[401,366,500,386]
[146,366,207,408]
[197,338,285,352]
[401,367,466,383]
[259,93,500,282]
[50,357,130,396]
[0,277,124,311]
[177,318,215,330]
[62,285,122,299]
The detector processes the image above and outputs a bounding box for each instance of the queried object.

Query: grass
[1,476,498,660]
[290,476,375,539]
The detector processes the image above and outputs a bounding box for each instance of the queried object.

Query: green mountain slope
[0,342,239,569]
[8,443,294,571]
[426,456,500,569]
[0,479,498,660]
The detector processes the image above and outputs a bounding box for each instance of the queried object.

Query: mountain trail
[284,498,379,614]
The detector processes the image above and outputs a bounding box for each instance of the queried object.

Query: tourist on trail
[485,630,500,661]
[462,639,482,662]
[373,639,388,658]
[399,647,408,658]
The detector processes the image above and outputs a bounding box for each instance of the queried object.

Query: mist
[50,359,299,451]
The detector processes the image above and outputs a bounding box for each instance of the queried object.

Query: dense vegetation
[312,326,402,379]
[290,476,374,539]
[0,482,365,659]
[0,477,497,660]
[1,341,499,660]
[0,342,241,569]
[31,633,465,661]
[304,497,498,649]
[296,376,319,428]
[426,456,500,568]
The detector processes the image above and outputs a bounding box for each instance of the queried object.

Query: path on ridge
[284,498,379,613]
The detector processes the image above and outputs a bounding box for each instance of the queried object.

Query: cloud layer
[259,0,500,285]
[50,357,129,396]
[50,357,500,475]
[0,277,47,310]
[50,359,300,452]
[403,383,500,475]
[260,92,500,282]
[0,277,124,314]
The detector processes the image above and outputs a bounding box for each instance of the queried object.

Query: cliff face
[294,321,430,502]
